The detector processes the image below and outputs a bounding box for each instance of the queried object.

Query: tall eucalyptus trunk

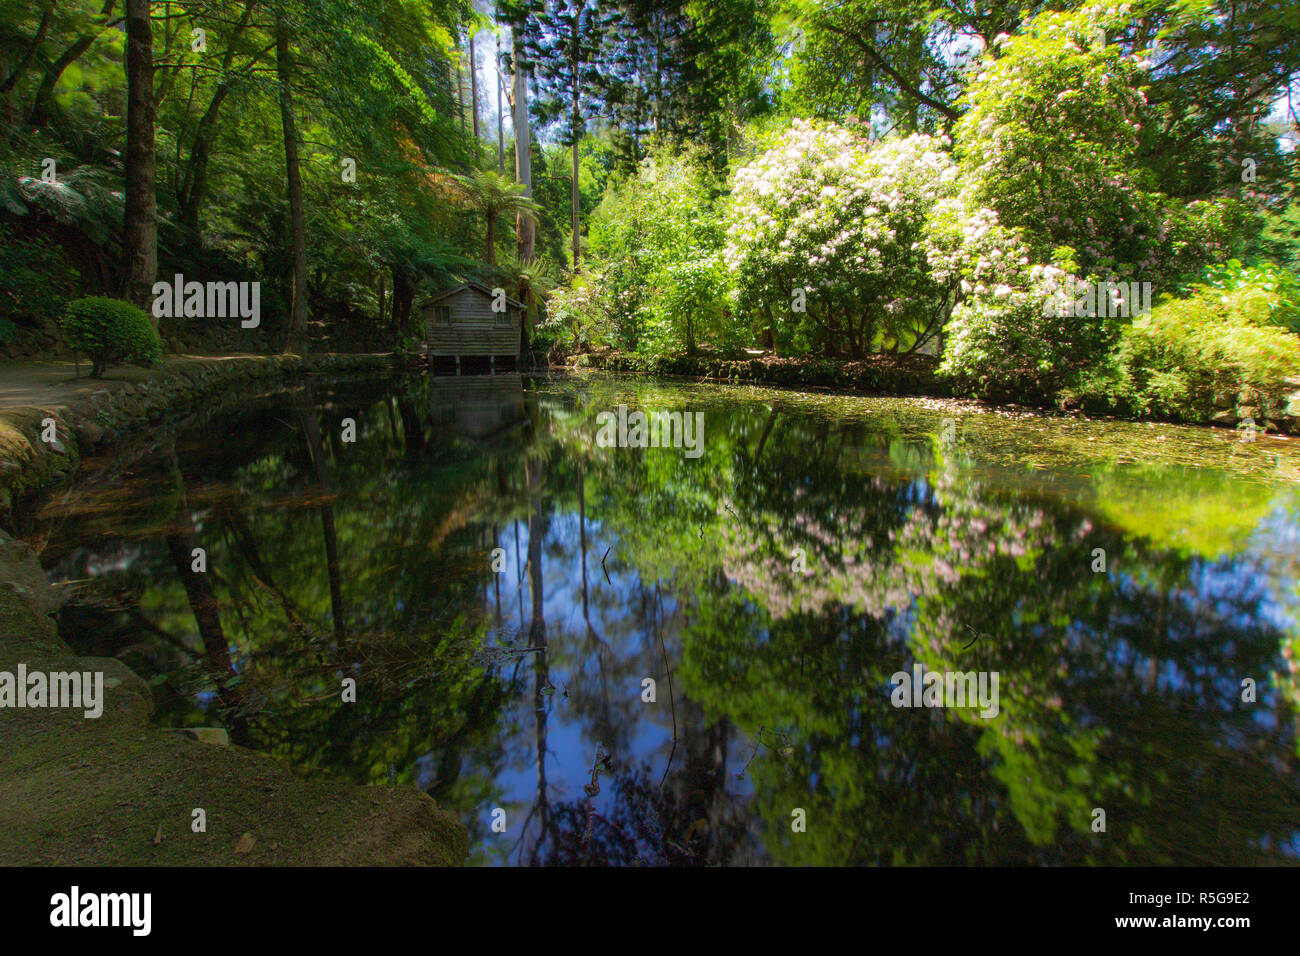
[511,29,534,260]
[275,7,309,352]
[122,0,157,314]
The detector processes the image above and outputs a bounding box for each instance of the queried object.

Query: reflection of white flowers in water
[711,461,1067,693]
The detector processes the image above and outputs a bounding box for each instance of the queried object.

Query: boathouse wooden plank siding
[422,284,522,358]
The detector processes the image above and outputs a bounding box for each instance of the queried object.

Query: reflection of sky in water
[461,515,757,865]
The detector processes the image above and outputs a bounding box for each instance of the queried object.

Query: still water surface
[26,371,1300,864]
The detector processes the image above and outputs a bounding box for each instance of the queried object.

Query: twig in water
[961,625,984,650]
[655,586,679,788]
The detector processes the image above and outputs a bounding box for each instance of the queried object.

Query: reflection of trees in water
[546,379,1299,864]
[40,376,517,823]
[675,438,1299,864]
[292,385,346,646]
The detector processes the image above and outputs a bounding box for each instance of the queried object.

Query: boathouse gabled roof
[421,280,525,311]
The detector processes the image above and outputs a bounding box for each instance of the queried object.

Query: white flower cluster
[725,120,957,313]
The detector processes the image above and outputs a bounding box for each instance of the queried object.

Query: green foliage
[559,143,737,354]
[1075,279,1300,421]
[1137,0,1300,201]
[2,0,1297,399]
[954,10,1155,275]
[527,0,775,173]
[932,5,1260,399]
[0,223,81,324]
[543,276,611,352]
[61,296,163,376]
[952,6,1247,289]
[452,168,541,265]
[1197,259,1300,333]
[1250,200,1300,273]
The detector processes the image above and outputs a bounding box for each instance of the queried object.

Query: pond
[20,370,1300,865]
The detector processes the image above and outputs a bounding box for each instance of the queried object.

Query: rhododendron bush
[919,194,1096,396]
[929,5,1251,396]
[725,120,959,357]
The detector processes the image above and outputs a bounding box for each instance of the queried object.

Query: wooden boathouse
[421,281,523,373]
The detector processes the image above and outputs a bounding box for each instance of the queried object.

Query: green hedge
[62,296,162,377]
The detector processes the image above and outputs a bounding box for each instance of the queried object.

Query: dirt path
[0,354,307,410]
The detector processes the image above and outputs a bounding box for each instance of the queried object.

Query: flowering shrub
[725,120,958,356]
[933,4,1247,396]
[919,180,1109,397]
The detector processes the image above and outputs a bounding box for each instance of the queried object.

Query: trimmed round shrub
[62,296,162,377]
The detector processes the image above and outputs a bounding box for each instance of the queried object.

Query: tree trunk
[653,12,662,133]
[390,263,415,329]
[511,30,534,260]
[469,31,480,141]
[275,8,309,352]
[122,0,157,312]
[177,4,253,241]
[570,19,580,271]
[28,0,113,127]
[178,83,230,239]
[571,136,579,271]
[496,33,505,175]
[456,38,467,135]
